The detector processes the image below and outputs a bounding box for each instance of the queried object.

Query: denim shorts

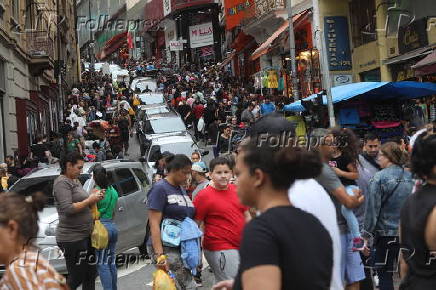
[340,233,366,284]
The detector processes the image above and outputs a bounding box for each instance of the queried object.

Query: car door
[105,169,131,252]
[111,168,147,249]
[131,167,151,236]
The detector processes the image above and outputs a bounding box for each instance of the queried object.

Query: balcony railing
[27,31,55,60]
[255,0,285,18]
[241,0,286,26]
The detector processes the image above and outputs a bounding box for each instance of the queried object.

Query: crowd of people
[0,58,435,290]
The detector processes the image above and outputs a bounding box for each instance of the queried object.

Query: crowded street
[1,0,436,290]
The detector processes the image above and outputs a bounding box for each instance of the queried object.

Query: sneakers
[352,237,365,251]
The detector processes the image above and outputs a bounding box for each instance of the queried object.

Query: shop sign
[332,74,352,87]
[224,0,254,31]
[169,41,183,51]
[398,18,428,54]
[163,0,172,16]
[189,22,214,49]
[324,16,352,71]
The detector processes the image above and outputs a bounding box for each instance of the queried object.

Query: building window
[349,0,377,48]
[11,0,19,21]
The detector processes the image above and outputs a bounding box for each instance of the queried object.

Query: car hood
[39,207,59,224]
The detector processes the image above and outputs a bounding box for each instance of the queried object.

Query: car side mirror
[139,157,146,163]
[201,151,209,156]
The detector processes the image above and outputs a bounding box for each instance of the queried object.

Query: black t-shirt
[329,154,356,186]
[233,206,333,290]
[31,143,49,163]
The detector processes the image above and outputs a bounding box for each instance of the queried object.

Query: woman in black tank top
[400,134,436,290]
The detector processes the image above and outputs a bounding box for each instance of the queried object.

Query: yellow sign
[267,70,278,89]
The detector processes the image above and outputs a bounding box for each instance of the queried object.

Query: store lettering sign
[163,0,172,16]
[169,41,183,51]
[333,74,352,87]
[398,19,428,54]
[324,16,352,71]
[189,22,214,49]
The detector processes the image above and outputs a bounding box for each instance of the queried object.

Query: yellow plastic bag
[91,205,108,250]
[152,269,176,290]
[133,96,140,106]
[128,107,135,116]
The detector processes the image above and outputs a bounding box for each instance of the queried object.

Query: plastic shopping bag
[152,269,176,290]
[91,205,109,249]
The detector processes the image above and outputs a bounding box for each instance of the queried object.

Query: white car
[8,160,152,274]
[142,134,208,182]
[131,77,158,93]
[137,93,165,105]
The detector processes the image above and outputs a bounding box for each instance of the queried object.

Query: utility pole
[312,0,335,127]
[89,0,95,72]
[286,0,299,102]
[56,0,63,122]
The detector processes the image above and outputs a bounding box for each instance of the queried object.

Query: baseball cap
[192,161,208,173]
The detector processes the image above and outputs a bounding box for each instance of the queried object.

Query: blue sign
[324,16,352,71]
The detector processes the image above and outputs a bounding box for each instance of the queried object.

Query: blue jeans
[96,219,118,290]
[341,185,361,239]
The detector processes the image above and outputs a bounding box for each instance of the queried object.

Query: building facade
[0,0,79,159]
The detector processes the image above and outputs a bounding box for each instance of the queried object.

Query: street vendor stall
[283,81,436,140]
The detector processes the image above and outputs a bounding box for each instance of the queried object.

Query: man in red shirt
[193,157,250,283]
[192,100,205,140]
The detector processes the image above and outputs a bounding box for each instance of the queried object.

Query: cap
[192,161,208,173]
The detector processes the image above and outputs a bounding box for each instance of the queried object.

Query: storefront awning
[283,81,436,112]
[412,50,436,76]
[250,11,310,61]
[383,46,433,65]
[98,31,128,60]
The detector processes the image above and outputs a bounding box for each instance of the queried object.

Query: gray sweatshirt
[54,175,93,242]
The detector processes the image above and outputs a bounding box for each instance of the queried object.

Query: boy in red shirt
[193,157,251,283]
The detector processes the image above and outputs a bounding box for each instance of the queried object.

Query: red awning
[232,31,254,53]
[98,31,128,60]
[250,10,310,61]
[412,50,436,76]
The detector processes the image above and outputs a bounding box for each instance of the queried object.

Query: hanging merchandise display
[278,73,285,91]
[262,71,268,88]
[267,70,278,89]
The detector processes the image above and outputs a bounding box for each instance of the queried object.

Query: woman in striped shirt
[0,192,68,290]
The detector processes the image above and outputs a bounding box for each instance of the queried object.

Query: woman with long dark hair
[93,164,119,290]
[400,133,436,289]
[54,151,103,290]
[329,128,364,251]
[214,135,333,289]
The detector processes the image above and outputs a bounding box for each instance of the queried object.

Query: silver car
[7,160,151,274]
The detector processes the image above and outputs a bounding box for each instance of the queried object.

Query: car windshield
[149,117,186,134]
[147,106,170,115]
[138,94,164,105]
[135,81,157,92]
[10,175,90,206]
[148,142,198,162]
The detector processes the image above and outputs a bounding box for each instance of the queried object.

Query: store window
[349,0,377,47]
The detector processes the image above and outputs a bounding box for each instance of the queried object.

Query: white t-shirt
[289,179,343,290]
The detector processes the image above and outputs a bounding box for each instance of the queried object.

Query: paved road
[90,133,216,289]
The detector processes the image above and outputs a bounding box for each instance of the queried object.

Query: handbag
[161,218,182,247]
[91,203,109,250]
[160,192,190,248]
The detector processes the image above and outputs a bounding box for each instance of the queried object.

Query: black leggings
[58,238,97,290]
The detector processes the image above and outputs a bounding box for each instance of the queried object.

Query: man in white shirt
[289,179,343,290]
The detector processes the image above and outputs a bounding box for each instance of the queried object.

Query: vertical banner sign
[163,0,172,17]
[189,22,214,49]
[324,16,352,71]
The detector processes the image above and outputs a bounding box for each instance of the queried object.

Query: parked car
[7,160,152,275]
[137,112,187,156]
[131,77,158,93]
[136,92,165,106]
[142,133,208,182]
